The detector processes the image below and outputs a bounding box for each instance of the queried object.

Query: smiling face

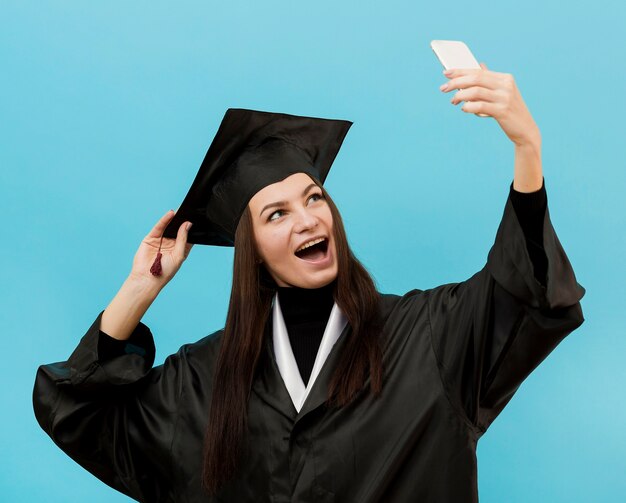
[247,172,337,289]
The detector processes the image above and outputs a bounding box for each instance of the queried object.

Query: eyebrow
[259,183,319,217]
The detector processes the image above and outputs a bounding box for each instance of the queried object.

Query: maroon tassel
[150,235,165,276]
[150,252,163,276]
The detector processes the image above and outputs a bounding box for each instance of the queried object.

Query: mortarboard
[150,108,352,275]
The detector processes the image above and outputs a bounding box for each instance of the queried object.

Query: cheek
[257,228,291,263]
[319,203,333,222]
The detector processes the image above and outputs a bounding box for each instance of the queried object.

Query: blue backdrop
[2,1,624,501]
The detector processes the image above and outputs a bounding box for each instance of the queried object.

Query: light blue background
[2,1,624,501]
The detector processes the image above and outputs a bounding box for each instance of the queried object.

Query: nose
[293,207,319,233]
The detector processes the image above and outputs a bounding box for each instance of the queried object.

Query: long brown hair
[201,179,383,495]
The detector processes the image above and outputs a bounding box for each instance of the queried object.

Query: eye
[268,209,285,222]
[307,192,324,204]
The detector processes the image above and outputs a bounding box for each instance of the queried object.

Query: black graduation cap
[150,108,352,275]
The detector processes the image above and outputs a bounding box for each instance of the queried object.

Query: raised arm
[33,210,194,500]
[426,64,586,434]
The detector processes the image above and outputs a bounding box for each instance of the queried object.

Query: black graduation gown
[32,187,585,503]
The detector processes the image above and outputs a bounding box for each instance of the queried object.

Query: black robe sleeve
[32,311,184,502]
[427,179,585,434]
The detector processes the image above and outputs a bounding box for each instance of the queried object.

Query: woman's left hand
[441,63,541,147]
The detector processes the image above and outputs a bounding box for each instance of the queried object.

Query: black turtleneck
[276,281,335,386]
[509,179,548,286]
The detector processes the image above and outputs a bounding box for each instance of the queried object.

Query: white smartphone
[430,40,481,70]
[430,40,488,117]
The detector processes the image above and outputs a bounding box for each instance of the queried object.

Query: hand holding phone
[430,40,489,117]
[430,40,542,148]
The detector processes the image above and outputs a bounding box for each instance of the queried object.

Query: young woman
[33,66,585,502]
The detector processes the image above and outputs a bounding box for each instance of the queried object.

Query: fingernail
[443,69,453,75]
[439,83,448,91]
[186,222,193,231]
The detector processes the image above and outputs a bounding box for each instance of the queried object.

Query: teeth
[296,237,325,253]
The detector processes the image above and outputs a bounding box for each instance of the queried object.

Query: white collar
[272,293,348,412]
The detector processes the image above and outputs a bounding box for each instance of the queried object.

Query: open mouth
[294,238,329,262]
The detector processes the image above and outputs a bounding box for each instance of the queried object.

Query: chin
[304,276,337,289]
[280,270,338,289]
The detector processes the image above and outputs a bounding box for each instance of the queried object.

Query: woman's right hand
[128,210,194,289]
